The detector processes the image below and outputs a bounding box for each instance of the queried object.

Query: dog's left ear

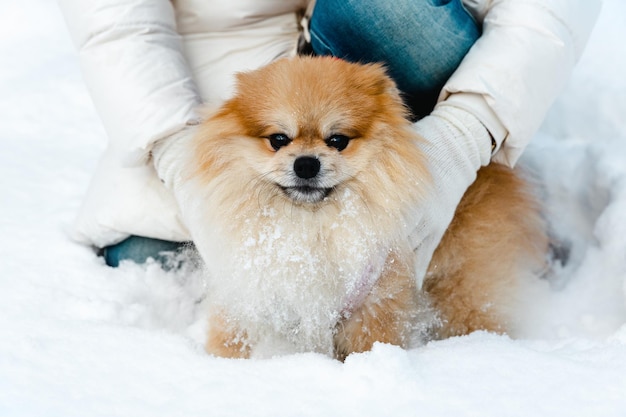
[381,79,404,104]
[360,63,403,100]
[358,63,408,118]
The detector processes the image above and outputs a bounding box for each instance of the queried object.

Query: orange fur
[205,311,250,359]
[184,56,548,360]
[425,163,549,338]
[334,251,423,361]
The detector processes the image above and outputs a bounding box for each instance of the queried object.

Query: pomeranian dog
[181,56,548,360]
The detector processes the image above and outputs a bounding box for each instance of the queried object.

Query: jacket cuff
[443,92,508,158]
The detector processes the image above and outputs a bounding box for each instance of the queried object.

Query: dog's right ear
[228,68,276,116]
[231,71,254,100]
[233,71,252,92]
[231,63,278,101]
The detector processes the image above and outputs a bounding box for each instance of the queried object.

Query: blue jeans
[309,0,480,118]
[102,236,191,268]
[104,0,479,267]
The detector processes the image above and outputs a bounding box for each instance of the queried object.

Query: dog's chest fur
[197,187,404,353]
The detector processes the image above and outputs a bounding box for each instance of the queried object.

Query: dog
[181,56,548,360]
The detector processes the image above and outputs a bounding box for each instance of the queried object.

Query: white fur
[183,168,408,355]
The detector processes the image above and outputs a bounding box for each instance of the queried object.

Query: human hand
[151,122,201,192]
[409,103,493,287]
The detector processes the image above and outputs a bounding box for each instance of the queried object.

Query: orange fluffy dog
[181,56,548,360]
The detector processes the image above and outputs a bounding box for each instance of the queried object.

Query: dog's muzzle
[278,156,334,203]
[294,156,320,179]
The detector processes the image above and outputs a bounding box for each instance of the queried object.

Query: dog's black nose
[293,156,320,179]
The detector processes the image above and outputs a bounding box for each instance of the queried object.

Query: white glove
[151,122,201,191]
[409,102,493,288]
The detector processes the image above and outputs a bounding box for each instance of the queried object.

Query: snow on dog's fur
[178,56,548,360]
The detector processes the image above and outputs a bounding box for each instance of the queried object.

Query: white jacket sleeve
[57,0,202,164]
[446,0,602,166]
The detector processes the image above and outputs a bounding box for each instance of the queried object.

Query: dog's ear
[363,63,403,100]
[232,70,257,98]
[224,69,273,132]
[354,63,409,120]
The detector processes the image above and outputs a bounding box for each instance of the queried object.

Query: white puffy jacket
[58,0,600,248]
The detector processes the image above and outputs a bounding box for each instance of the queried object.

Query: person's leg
[309,0,480,118]
[101,236,191,268]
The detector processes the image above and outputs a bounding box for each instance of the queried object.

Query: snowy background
[2,0,626,416]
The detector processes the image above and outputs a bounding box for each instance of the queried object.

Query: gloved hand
[151,122,201,191]
[409,102,494,288]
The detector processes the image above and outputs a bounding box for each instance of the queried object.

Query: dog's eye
[267,133,292,151]
[325,134,350,152]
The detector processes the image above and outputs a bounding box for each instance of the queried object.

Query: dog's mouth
[279,185,334,204]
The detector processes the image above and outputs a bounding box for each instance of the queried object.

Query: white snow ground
[1,1,626,416]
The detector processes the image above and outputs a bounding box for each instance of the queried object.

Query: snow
[2,0,626,415]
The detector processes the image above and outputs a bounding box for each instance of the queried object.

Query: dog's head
[194,56,418,206]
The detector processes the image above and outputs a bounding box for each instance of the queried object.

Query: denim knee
[309,0,480,117]
[101,235,192,269]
